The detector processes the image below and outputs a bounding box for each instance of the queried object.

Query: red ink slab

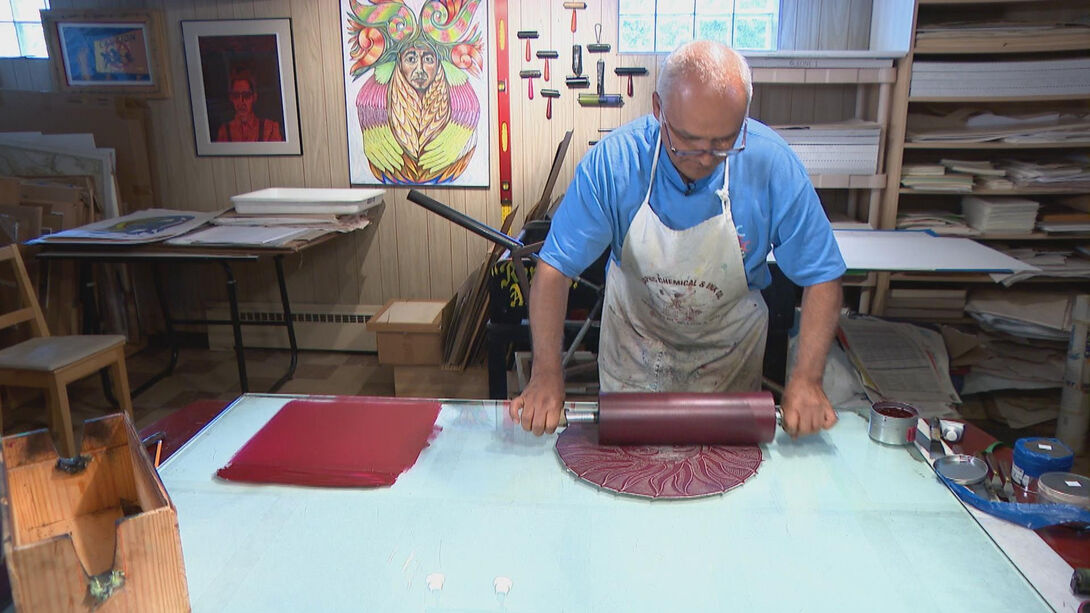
[217,396,441,487]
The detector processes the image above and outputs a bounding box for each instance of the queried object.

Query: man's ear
[651,92,662,121]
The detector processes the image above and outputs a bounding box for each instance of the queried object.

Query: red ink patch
[217,396,441,487]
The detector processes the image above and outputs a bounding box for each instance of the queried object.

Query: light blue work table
[158,394,1052,612]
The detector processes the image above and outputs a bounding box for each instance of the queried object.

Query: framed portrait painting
[181,19,302,157]
[40,9,171,98]
[340,0,490,187]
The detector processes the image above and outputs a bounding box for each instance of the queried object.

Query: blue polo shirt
[540,115,845,290]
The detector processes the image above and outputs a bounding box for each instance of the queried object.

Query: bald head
[656,40,752,114]
[651,40,752,182]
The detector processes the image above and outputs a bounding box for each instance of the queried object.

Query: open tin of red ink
[868,401,919,446]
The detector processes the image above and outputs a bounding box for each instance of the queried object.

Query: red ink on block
[556,425,762,499]
[217,396,441,487]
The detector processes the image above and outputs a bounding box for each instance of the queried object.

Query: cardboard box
[366,298,454,365]
[0,414,189,612]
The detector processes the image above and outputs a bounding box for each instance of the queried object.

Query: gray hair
[656,40,752,111]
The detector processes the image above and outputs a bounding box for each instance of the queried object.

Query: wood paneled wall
[0,0,873,319]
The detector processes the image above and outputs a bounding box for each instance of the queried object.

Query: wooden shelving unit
[875,0,1090,315]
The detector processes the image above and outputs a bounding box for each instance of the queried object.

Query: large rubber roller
[561,391,779,446]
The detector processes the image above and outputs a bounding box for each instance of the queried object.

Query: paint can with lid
[868,401,918,446]
[1035,472,1090,509]
[1011,438,1075,492]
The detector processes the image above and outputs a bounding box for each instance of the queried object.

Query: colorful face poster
[341,0,490,187]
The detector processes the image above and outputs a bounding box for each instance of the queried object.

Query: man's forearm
[528,262,572,378]
[790,278,842,385]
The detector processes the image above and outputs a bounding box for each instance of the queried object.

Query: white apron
[598,136,768,393]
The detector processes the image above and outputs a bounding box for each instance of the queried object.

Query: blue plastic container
[1011,437,1075,491]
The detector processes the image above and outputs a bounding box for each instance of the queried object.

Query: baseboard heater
[206,302,381,352]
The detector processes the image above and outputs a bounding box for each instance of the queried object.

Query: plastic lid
[1036,472,1090,508]
[934,454,987,485]
[1015,438,1073,460]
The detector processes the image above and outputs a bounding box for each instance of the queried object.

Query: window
[1,0,49,58]
[619,0,778,54]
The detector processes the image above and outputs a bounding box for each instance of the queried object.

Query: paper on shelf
[838,315,961,409]
[166,225,325,247]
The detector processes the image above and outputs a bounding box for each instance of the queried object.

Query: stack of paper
[773,121,880,175]
[900,173,974,192]
[165,225,327,247]
[1036,203,1090,233]
[940,325,1066,428]
[36,209,218,244]
[896,210,979,236]
[964,289,1074,341]
[910,58,1090,98]
[961,196,1040,233]
[902,163,946,177]
[1000,158,1090,188]
[915,21,1090,54]
[907,109,1090,144]
[940,159,1005,178]
[837,315,961,417]
[990,246,1090,285]
[884,288,967,320]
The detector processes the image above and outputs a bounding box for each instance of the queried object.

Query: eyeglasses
[660,112,747,159]
[229,91,255,100]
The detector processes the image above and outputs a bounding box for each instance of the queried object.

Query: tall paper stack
[961,196,1040,233]
[910,58,1090,98]
[773,121,880,175]
[884,288,968,320]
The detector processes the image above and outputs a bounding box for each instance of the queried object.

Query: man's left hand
[780,379,837,439]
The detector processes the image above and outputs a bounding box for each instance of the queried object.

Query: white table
[158,394,1056,612]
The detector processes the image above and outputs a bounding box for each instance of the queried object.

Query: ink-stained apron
[598,136,768,392]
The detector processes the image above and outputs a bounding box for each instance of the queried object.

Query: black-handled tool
[406,190,523,252]
[615,66,648,97]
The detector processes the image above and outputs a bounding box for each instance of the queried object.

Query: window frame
[617,0,780,55]
[1,0,51,59]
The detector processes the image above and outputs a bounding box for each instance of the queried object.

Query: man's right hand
[509,371,566,435]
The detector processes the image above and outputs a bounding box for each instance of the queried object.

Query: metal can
[1011,438,1075,492]
[1036,472,1090,509]
[868,401,918,446]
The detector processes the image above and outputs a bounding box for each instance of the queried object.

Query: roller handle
[407,190,523,252]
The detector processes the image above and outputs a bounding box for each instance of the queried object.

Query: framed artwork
[40,9,171,98]
[181,19,302,157]
[340,0,490,187]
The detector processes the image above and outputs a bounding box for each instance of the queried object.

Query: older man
[511,40,845,439]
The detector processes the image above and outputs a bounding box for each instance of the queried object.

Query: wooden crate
[0,414,189,612]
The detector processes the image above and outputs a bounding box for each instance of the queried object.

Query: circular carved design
[555,426,763,499]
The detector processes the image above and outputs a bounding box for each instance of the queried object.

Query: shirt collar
[653,126,725,195]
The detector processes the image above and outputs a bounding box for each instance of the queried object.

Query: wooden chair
[0,244,132,457]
